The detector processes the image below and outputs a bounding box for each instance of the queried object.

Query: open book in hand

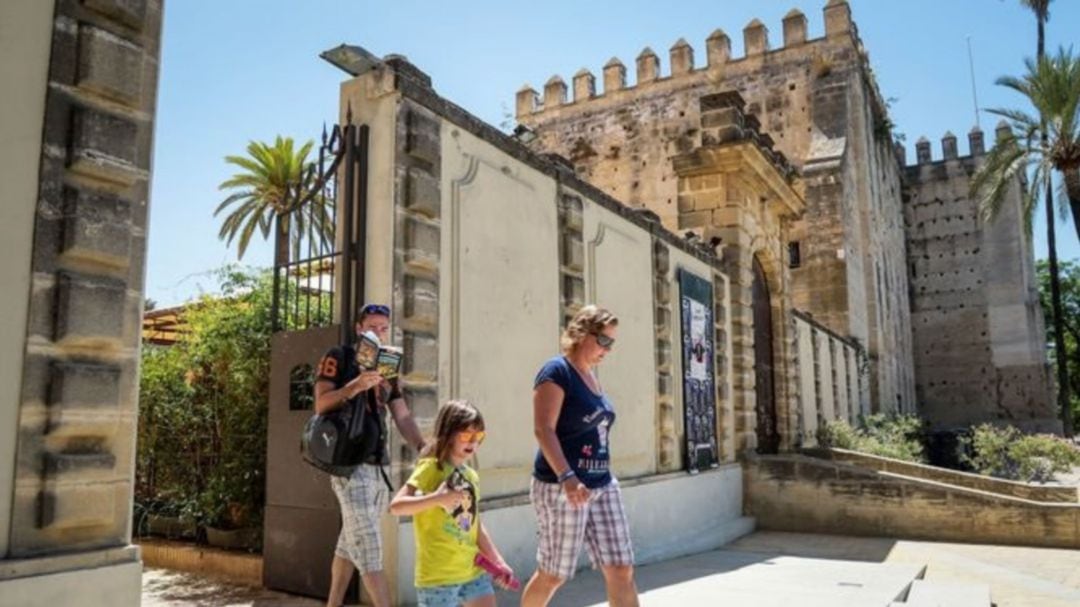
[355,331,403,380]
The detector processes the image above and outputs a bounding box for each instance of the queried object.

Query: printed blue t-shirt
[533,356,615,489]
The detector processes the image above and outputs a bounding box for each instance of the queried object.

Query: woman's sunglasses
[456,429,486,444]
[594,333,615,349]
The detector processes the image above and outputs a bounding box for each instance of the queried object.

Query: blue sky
[147,0,1080,307]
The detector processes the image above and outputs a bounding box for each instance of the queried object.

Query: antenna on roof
[966,35,980,129]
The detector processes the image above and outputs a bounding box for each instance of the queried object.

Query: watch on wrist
[557,469,577,483]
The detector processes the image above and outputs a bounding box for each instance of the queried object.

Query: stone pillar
[542,75,566,109]
[824,0,853,39]
[572,69,595,103]
[652,241,678,470]
[515,84,538,119]
[941,131,958,160]
[969,126,985,156]
[669,38,694,76]
[706,29,731,68]
[916,136,932,164]
[636,47,660,84]
[603,58,626,93]
[782,9,808,47]
[744,19,769,56]
[673,91,804,456]
[0,1,162,605]
[394,103,443,443]
[995,119,1012,144]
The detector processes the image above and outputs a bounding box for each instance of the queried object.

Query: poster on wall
[678,269,719,473]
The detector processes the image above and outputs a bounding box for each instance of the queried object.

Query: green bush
[136,267,275,539]
[817,414,926,463]
[961,424,1080,482]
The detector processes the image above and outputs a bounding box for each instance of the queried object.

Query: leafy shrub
[137,267,283,540]
[817,414,926,463]
[961,424,1080,482]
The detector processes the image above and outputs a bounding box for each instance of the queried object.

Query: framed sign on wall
[678,269,719,473]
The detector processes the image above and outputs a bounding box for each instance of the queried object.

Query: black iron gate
[263,117,369,599]
[269,118,370,339]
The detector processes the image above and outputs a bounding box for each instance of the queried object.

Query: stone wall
[515,0,916,418]
[745,454,1080,549]
[903,127,1056,431]
[794,311,867,447]
[1,0,162,605]
[804,448,1078,503]
[342,56,744,602]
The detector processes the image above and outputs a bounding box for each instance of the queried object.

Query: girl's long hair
[420,399,485,466]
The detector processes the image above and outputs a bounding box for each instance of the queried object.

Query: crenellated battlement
[906,122,1010,166]
[517,0,857,120]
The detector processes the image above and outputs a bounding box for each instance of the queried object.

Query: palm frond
[972,139,1029,221]
[216,135,324,258]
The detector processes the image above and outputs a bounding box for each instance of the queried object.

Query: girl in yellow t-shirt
[390,400,515,606]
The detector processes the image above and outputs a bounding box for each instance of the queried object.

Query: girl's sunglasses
[456,429,486,444]
[594,333,615,349]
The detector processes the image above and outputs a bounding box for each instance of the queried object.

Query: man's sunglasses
[456,429,486,444]
[359,304,391,318]
[594,333,615,349]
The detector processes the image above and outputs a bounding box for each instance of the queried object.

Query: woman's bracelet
[557,469,577,483]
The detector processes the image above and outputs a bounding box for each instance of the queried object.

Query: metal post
[271,214,284,332]
[355,124,370,331]
[339,124,357,345]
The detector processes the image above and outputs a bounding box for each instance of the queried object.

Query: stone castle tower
[512,0,1056,431]
[905,127,1056,431]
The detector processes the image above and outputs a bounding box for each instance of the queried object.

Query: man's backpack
[301,346,384,476]
[301,410,360,476]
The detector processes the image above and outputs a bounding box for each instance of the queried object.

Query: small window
[289,363,315,410]
[788,241,801,269]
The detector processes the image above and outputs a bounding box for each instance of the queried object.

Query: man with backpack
[314,303,426,607]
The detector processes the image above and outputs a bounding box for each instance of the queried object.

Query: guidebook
[355,331,403,380]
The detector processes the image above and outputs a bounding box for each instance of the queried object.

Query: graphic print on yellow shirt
[406,458,482,587]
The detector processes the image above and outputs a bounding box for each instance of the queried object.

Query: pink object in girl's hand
[474,552,521,591]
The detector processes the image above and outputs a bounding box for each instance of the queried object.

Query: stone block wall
[8,0,161,560]
[903,128,1056,431]
[515,0,915,419]
[0,1,161,604]
[344,58,732,498]
[794,311,866,447]
[745,454,1080,549]
[391,99,443,484]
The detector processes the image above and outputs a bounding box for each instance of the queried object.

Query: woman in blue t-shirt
[521,305,639,607]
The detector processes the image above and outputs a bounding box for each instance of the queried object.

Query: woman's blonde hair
[420,400,485,465]
[560,305,619,354]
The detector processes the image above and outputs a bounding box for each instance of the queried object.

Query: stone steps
[893,579,992,607]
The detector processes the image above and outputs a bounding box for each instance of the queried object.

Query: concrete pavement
[143,531,1080,606]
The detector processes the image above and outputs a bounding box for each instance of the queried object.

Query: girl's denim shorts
[416,573,494,606]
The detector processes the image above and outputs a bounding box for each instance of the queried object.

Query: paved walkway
[726,532,1080,607]
[142,531,1080,606]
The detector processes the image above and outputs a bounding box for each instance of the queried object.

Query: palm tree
[215,136,333,261]
[1005,51,1080,238]
[972,48,1080,434]
[1020,0,1050,57]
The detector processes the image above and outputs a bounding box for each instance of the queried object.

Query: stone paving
[142,531,1080,606]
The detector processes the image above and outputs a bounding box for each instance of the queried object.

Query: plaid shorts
[530,477,634,580]
[330,464,389,574]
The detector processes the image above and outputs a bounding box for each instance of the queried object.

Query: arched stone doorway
[753,256,780,454]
